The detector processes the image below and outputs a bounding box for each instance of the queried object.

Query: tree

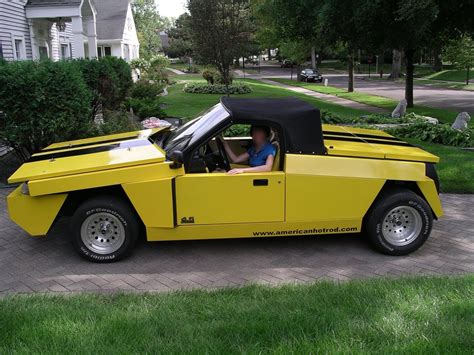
[165,13,194,59]
[187,0,253,86]
[443,36,474,85]
[132,0,167,59]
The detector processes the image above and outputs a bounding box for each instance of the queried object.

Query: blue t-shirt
[248,142,276,167]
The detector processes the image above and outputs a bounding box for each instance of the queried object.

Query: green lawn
[405,138,474,194]
[414,78,474,91]
[1,276,472,353]
[269,78,463,125]
[162,78,370,119]
[424,69,472,83]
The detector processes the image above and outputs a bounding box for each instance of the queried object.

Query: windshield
[305,69,314,74]
[164,103,230,155]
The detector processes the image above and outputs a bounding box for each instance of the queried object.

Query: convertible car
[7,97,442,262]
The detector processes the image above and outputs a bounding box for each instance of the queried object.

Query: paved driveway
[0,188,473,295]
[249,66,474,114]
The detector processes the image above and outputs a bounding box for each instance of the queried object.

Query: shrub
[126,98,165,120]
[129,80,164,100]
[0,60,93,158]
[183,83,252,94]
[147,55,170,82]
[386,122,473,147]
[130,58,151,73]
[74,57,132,116]
[223,124,250,137]
[214,71,234,85]
[96,110,141,136]
[202,69,215,84]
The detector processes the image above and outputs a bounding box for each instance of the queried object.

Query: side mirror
[170,150,184,169]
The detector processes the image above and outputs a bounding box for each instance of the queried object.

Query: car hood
[323,124,439,163]
[8,128,167,184]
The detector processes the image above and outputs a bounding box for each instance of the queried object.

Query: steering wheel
[216,138,231,171]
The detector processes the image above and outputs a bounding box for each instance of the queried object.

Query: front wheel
[71,196,140,262]
[365,189,433,255]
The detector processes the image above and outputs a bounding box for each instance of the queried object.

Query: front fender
[417,178,443,219]
[7,184,67,236]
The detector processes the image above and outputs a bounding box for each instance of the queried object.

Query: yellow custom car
[7,97,443,262]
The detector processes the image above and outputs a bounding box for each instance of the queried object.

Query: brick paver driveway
[0,188,472,295]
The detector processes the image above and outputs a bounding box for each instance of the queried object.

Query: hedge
[183,82,252,95]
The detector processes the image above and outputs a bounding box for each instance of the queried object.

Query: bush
[214,71,234,85]
[0,60,93,158]
[202,69,215,84]
[223,124,250,137]
[386,122,473,147]
[96,110,141,136]
[74,57,132,116]
[129,80,164,100]
[126,98,165,120]
[183,82,252,94]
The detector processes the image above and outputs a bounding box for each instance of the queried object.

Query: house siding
[0,0,32,60]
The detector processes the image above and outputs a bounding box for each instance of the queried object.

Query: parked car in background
[300,69,323,82]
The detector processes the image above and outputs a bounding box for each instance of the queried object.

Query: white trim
[11,34,27,60]
[25,6,82,19]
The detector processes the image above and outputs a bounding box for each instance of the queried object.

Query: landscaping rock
[451,112,471,131]
[391,99,407,118]
[422,116,439,124]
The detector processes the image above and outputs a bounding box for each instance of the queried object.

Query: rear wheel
[71,196,139,262]
[365,189,433,255]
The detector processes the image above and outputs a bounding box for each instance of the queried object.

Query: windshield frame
[163,103,231,156]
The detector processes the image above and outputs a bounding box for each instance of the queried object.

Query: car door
[175,172,285,226]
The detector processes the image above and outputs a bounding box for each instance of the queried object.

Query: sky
[155,0,187,18]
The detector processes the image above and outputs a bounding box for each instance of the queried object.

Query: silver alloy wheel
[382,206,422,246]
[80,212,126,254]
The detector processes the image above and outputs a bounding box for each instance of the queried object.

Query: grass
[424,69,472,83]
[1,275,472,353]
[415,78,474,91]
[161,78,370,119]
[268,78,463,125]
[405,138,474,194]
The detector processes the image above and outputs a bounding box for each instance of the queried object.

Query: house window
[97,46,111,58]
[61,44,70,59]
[39,46,48,60]
[14,39,24,60]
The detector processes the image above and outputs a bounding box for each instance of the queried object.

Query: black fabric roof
[221,97,325,155]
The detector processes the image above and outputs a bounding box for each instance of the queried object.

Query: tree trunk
[311,47,316,69]
[467,67,470,85]
[391,49,402,79]
[433,46,442,72]
[348,54,354,92]
[317,54,322,68]
[267,49,272,61]
[405,48,415,108]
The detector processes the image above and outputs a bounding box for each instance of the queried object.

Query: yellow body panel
[147,219,360,241]
[417,178,444,218]
[323,124,439,163]
[7,185,67,236]
[27,162,182,196]
[175,172,285,225]
[8,129,166,184]
[123,178,175,228]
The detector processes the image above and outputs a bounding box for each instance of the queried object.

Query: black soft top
[221,97,325,155]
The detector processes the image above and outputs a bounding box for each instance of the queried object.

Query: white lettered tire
[72,196,139,262]
[365,189,433,255]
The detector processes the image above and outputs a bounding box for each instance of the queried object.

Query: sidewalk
[258,78,387,114]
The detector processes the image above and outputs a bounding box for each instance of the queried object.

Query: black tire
[365,189,433,255]
[71,195,140,262]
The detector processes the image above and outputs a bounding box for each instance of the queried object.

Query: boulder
[391,99,407,118]
[451,112,471,131]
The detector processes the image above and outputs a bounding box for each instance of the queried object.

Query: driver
[220,126,276,175]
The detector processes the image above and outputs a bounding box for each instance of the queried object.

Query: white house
[0,0,139,62]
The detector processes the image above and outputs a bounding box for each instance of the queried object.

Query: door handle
[253,179,268,186]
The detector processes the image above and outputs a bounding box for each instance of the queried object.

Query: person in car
[220,126,276,175]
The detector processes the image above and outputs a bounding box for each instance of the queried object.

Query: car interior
[188,124,281,174]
